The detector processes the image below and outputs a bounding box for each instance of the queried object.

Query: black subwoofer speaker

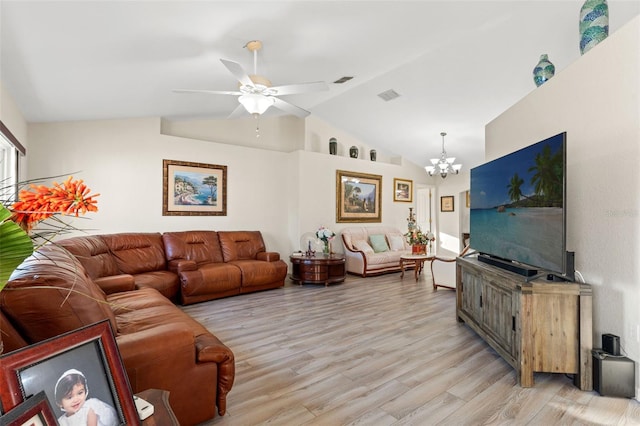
[593,349,635,398]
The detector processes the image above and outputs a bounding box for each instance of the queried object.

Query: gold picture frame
[336,170,382,222]
[163,159,227,216]
[393,178,413,202]
[441,195,454,212]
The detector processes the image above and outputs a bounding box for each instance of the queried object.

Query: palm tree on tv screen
[528,145,563,206]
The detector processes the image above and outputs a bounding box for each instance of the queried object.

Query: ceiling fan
[174,40,329,119]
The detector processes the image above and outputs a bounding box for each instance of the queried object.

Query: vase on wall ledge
[370,150,377,161]
[349,146,359,158]
[329,137,337,155]
[579,0,609,55]
[532,54,555,87]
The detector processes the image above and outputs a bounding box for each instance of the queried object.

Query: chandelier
[425,132,462,178]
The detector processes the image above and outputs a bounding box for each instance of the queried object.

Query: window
[0,121,25,203]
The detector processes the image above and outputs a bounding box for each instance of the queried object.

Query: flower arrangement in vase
[404,228,435,255]
[316,226,335,254]
[0,176,99,290]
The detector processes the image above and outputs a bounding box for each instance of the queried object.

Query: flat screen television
[470,132,573,280]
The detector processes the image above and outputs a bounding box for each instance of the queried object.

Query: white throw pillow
[352,239,374,254]
[387,234,406,251]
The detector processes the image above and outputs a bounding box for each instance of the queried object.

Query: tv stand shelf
[456,256,592,390]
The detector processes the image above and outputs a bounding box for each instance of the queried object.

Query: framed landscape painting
[336,170,382,223]
[163,159,227,216]
[393,178,413,202]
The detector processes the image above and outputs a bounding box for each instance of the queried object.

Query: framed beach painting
[0,320,139,425]
[336,170,382,223]
[163,159,227,216]
[393,178,413,202]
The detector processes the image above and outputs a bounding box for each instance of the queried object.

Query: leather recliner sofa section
[0,243,234,426]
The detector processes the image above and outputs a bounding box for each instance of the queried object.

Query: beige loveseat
[340,226,411,276]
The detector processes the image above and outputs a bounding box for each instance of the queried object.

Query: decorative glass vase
[323,241,330,254]
[533,54,555,87]
[579,0,609,55]
[349,146,358,158]
[329,137,337,155]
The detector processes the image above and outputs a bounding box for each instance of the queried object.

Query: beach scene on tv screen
[470,134,564,273]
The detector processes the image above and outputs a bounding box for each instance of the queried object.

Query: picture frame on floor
[163,159,227,216]
[336,170,382,222]
[0,320,140,425]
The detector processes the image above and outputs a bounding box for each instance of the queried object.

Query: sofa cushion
[369,234,389,253]
[218,231,266,262]
[163,231,225,266]
[229,259,287,289]
[57,235,120,279]
[179,263,242,297]
[387,234,406,251]
[1,244,118,344]
[101,233,167,274]
[352,239,374,254]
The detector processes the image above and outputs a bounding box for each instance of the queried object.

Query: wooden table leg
[414,260,420,281]
[400,258,405,279]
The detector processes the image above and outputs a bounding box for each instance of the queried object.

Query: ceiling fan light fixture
[238,94,275,115]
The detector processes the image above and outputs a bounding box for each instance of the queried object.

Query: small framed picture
[393,178,413,202]
[0,391,58,426]
[441,195,454,212]
[0,320,139,425]
[466,190,470,208]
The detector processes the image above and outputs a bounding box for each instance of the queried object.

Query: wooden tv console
[456,256,592,390]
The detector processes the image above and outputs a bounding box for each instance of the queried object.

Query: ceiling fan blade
[270,81,329,96]
[174,89,242,96]
[220,59,254,88]
[227,103,248,119]
[272,97,310,118]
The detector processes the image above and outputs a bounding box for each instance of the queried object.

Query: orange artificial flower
[10,176,99,232]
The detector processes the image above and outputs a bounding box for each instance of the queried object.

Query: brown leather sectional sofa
[0,230,287,425]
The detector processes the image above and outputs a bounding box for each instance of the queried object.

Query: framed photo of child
[0,320,139,425]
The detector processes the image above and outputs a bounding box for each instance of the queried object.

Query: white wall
[26,115,430,263]
[432,171,470,256]
[486,16,640,396]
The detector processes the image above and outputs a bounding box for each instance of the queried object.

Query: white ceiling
[1,1,638,169]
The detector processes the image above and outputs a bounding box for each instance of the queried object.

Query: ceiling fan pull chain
[255,114,260,138]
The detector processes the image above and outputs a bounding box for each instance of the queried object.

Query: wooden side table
[400,254,434,282]
[290,253,346,286]
[137,388,179,426]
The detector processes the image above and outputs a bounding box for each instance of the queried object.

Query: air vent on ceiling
[377,89,400,102]
[333,76,354,84]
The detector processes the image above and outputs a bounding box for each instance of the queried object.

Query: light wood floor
[182,272,640,425]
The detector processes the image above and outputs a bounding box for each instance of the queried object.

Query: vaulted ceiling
[1,1,638,169]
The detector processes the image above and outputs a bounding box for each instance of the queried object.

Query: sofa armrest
[256,251,280,262]
[94,274,135,294]
[167,259,198,274]
[195,334,235,415]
